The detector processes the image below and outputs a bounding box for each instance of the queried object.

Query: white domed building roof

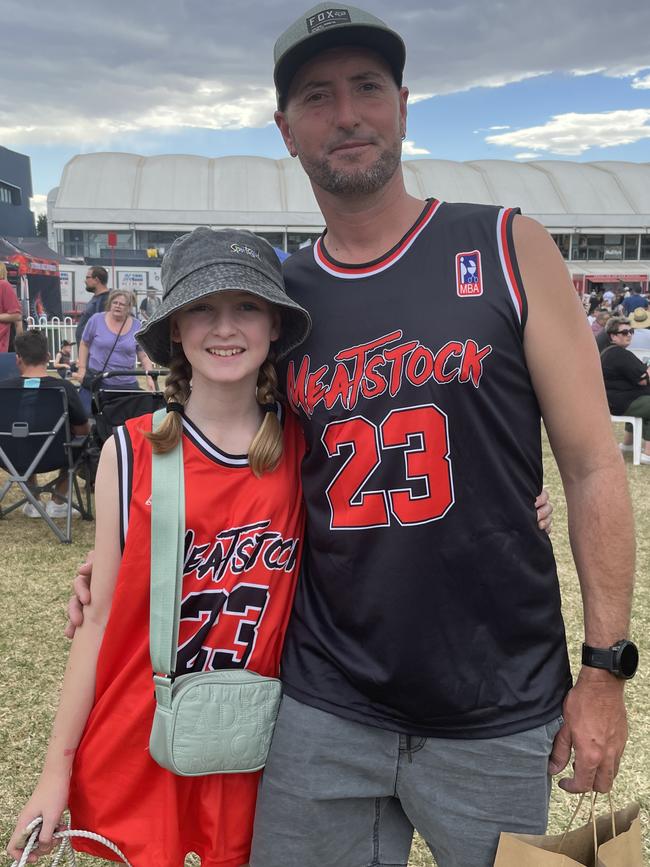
[50,153,650,232]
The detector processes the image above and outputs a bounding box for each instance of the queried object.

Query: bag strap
[11,817,132,867]
[149,407,185,708]
[98,315,128,376]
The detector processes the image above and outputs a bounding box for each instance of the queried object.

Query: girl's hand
[6,774,69,863]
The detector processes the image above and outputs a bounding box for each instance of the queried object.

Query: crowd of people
[585,288,650,462]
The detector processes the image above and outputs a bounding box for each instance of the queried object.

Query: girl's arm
[7,438,122,863]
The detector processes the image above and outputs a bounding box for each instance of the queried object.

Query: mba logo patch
[306,8,352,32]
[455,251,483,297]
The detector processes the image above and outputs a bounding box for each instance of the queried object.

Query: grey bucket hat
[274,2,406,109]
[136,228,312,365]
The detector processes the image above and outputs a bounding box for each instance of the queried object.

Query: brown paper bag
[493,798,642,867]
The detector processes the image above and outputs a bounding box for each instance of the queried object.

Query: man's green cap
[273,3,405,109]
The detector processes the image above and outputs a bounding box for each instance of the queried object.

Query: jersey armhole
[113,424,134,552]
[496,207,528,333]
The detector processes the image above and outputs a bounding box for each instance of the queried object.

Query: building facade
[0,146,35,238]
[48,154,650,298]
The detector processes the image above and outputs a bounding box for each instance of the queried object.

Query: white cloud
[0,1,649,151]
[408,92,435,104]
[570,67,606,77]
[0,81,277,147]
[632,72,650,89]
[489,125,510,130]
[30,194,48,218]
[514,152,539,160]
[402,139,430,155]
[485,109,650,156]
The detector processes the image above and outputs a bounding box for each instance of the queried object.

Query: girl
[8,228,312,867]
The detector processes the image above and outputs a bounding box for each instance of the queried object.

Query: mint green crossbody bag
[148,409,282,776]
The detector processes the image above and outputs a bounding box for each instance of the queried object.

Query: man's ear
[275,110,298,158]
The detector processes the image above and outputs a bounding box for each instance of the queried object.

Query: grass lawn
[1,425,648,865]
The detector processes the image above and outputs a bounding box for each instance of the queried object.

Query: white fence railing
[26,315,78,360]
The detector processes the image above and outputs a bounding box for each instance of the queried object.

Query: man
[0,261,22,352]
[75,266,110,346]
[2,329,90,516]
[139,285,162,321]
[67,6,636,866]
[602,286,616,308]
[248,6,635,867]
[621,286,648,317]
[629,306,650,351]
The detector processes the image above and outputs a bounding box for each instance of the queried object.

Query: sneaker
[619,443,633,453]
[46,499,80,518]
[641,453,650,465]
[21,501,43,518]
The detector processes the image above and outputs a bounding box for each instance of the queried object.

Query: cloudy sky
[2,0,649,215]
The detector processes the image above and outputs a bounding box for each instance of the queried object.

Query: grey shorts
[250,696,563,867]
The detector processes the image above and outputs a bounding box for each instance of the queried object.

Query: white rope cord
[11,817,132,867]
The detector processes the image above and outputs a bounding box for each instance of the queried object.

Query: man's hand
[548,668,628,793]
[535,488,553,534]
[64,552,94,639]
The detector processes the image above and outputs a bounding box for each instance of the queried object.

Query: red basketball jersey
[69,406,305,867]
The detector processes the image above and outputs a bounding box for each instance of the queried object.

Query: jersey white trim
[181,403,283,468]
[114,425,131,547]
[496,207,523,324]
[313,199,443,280]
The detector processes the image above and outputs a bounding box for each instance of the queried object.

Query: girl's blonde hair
[145,344,283,477]
[0,263,7,280]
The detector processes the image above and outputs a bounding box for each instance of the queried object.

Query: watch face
[618,642,639,678]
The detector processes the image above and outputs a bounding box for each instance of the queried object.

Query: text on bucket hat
[273,2,406,110]
[136,228,311,365]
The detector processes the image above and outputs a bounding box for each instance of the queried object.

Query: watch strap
[582,644,616,671]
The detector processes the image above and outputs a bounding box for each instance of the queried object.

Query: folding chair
[0,352,17,382]
[0,386,93,543]
[90,369,167,446]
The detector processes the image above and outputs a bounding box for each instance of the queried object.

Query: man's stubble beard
[298,141,402,197]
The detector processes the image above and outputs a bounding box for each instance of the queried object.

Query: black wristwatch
[581,639,639,679]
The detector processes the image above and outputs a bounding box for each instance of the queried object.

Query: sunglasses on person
[614,329,633,336]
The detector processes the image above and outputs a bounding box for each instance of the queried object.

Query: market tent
[0,237,62,317]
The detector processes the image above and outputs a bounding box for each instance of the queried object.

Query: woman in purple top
[74,289,154,413]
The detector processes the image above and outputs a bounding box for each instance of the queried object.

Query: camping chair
[90,368,167,446]
[0,352,17,381]
[0,386,93,543]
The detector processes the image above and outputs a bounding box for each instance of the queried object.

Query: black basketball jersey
[279,199,572,739]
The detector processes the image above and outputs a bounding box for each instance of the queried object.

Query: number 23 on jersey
[321,403,454,530]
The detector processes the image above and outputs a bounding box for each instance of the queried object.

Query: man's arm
[514,215,634,794]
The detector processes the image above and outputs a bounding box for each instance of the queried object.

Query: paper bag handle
[557,792,616,854]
